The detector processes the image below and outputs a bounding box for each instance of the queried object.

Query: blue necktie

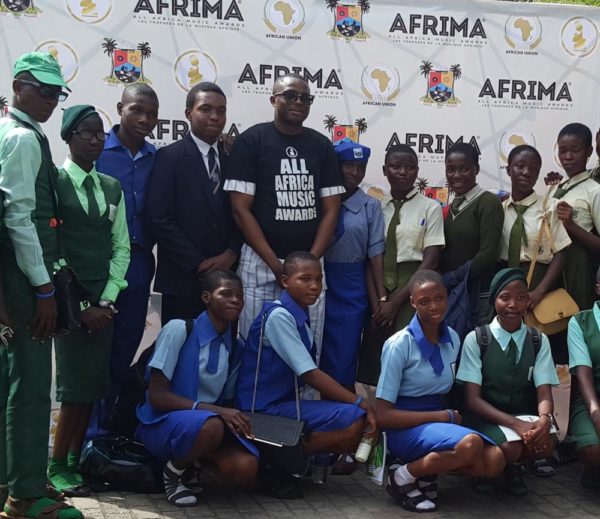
[429,348,444,377]
[332,206,346,243]
[205,337,222,374]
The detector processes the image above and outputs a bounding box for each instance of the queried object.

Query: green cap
[61,105,97,142]
[13,52,71,92]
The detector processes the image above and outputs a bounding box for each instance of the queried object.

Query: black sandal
[416,475,438,500]
[387,471,438,513]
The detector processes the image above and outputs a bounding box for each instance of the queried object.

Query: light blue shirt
[376,318,460,403]
[149,313,240,403]
[457,317,558,387]
[325,188,385,263]
[264,302,318,377]
[568,303,600,371]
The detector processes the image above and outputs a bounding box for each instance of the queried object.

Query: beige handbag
[523,190,579,335]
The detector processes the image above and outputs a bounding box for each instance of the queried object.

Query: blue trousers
[87,246,155,437]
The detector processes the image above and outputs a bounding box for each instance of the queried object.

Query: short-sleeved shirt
[223,122,344,258]
[500,191,571,264]
[552,170,600,234]
[263,300,318,377]
[376,316,460,403]
[457,317,559,387]
[149,312,240,403]
[325,188,384,263]
[568,303,600,370]
[381,188,445,263]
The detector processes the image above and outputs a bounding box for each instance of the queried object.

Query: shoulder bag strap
[526,188,554,288]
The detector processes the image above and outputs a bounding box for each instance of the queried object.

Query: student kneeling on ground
[236,251,377,499]
[136,271,258,507]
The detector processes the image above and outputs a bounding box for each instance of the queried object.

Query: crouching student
[457,268,559,496]
[236,251,377,498]
[49,105,130,497]
[136,271,258,507]
[567,267,600,488]
[376,270,504,513]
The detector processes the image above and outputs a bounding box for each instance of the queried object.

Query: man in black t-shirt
[224,73,344,349]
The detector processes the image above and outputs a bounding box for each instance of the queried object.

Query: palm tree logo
[101,38,152,85]
[419,60,462,107]
[355,117,367,141]
[415,177,429,193]
[326,0,370,40]
[323,114,338,137]
[324,114,365,144]
[0,95,7,115]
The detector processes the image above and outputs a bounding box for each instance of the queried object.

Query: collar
[7,107,44,136]
[489,316,526,350]
[342,188,370,213]
[407,314,453,357]
[463,184,483,202]
[508,191,539,207]
[104,125,156,155]
[62,157,99,188]
[189,132,219,158]
[196,311,232,353]
[382,187,419,207]
[594,301,600,328]
[279,290,310,328]
[559,170,592,188]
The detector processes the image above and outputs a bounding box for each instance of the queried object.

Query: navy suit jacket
[146,133,242,298]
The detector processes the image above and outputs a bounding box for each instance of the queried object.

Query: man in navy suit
[146,82,241,324]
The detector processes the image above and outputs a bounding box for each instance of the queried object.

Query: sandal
[416,475,438,500]
[331,454,357,476]
[163,464,197,507]
[531,458,556,478]
[386,469,437,513]
[2,496,82,519]
[504,464,528,497]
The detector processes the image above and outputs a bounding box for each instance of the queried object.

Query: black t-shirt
[226,122,343,258]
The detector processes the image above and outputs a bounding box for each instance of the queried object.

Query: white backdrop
[1,0,600,194]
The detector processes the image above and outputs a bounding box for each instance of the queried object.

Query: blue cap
[335,141,371,163]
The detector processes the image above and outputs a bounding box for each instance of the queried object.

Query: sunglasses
[19,79,68,102]
[72,130,107,142]
[274,90,315,105]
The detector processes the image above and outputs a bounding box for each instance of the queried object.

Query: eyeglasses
[71,130,107,142]
[19,79,68,102]
[274,90,315,105]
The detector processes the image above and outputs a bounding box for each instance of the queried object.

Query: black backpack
[106,319,194,438]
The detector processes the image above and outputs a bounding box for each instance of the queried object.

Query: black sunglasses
[19,79,68,102]
[72,130,107,142]
[274,90,315,105]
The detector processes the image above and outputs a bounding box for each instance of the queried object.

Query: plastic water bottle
[355,434,375,463]
[312,452,329,484]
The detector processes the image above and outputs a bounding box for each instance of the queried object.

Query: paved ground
[72,460,600,519]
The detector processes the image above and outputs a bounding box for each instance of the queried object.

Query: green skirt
[356,261,420,386]
[569,397,600,451]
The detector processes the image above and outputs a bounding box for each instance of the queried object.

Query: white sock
[393,465,436,511]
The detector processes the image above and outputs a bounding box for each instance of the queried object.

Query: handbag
[245,308,307,473]
[78,436,164,493]
[523,189,579,335]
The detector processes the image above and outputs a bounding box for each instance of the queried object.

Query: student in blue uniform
[320,141,385,390]
[377,270,504,513]
[236,251,377,498]
[457,268,559,496]
[567,267,600,488]
[136,271,258,508]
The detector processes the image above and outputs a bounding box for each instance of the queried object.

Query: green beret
[61,105,97,142]
[489,268,527,304]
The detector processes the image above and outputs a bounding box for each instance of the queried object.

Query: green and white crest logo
[264,0,305,35]
[35,41,80,84]
[66,0,111,24]
[173,50,218,92]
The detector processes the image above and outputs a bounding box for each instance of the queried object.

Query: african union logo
[419,61,462,107]
[34,41,79,84]
[264,0,305,35]
[561,17,598,57]
[0,0,39,14]
[101,38,152,85]
[326,1,370,41]
[323,114,367,145]
[66,0,111,24]
[361,65,400,103]
[173,50,218,92]
[498,131,536,164]
[504,16,542,51]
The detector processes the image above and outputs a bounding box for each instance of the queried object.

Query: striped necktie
[208,147,220,194]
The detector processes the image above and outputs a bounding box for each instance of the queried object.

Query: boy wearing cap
[48,105,129,497]
[0,53,82,518]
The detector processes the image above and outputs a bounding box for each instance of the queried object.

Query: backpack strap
[526,326,542,359]
[475,324,492,358]
[184,319,194,337]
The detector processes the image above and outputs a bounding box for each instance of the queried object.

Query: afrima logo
[389,13,487,48]
[149,120,239,147]
[385,132,481,164]
[237,64,343,100]
[478,78,573,111]
[133,0,244,30]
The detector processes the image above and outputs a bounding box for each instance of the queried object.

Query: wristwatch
[98,300,118,314]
